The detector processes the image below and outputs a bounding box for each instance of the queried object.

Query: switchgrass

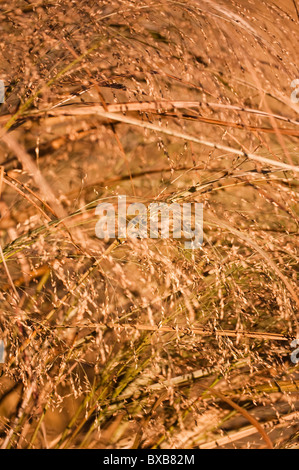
[0,0,298,449]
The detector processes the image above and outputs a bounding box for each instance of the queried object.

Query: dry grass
[0,0,298,449]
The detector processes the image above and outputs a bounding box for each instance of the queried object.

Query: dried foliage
[0,0,298,449]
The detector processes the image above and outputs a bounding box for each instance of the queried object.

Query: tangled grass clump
[0,0,298,449]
